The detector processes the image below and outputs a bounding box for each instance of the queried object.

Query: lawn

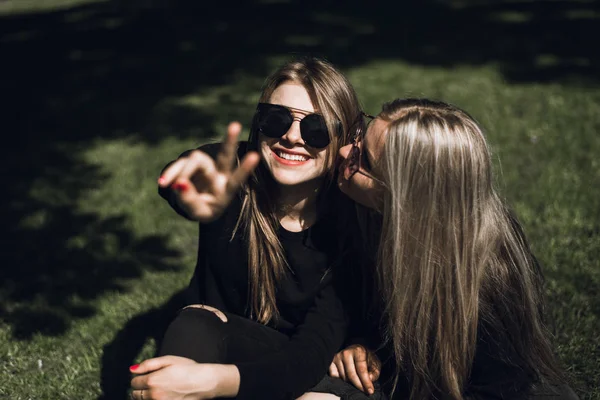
[1,1,598,399]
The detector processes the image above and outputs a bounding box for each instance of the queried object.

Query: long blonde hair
[376,98,563,398]
[237,57,361,324]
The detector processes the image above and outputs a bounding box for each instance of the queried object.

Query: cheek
[258,137,276,155]
[338,144,352,160]
[315,148,333,174]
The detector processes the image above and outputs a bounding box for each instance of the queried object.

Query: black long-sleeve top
[159,142,352,400]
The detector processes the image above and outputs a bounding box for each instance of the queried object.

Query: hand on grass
[129,356,240,400]
[328,344,382,395]
[158,122,260,223]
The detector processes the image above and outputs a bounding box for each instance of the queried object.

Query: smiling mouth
[275,150,309,162]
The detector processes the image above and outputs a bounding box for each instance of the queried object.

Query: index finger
[158,157,187,187]
[226,151,260,195]
[216,121,242,172]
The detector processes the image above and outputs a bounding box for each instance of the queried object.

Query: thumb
[129,356,178,374]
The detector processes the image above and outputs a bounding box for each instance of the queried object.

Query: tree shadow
[0,0,597,396]
[98,289,188,400]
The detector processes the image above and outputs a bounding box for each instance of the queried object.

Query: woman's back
[336,98,576,399]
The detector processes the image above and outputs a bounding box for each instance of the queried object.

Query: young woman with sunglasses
[128,57,370,400]
[334,98,578,399]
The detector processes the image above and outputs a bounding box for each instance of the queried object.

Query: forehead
[269,82,315,113]
[364,117,388,158]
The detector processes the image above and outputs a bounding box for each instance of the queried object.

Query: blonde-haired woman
[335,98,578,399]
[128,57,369,400]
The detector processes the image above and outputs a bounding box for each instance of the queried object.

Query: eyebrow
[276,104,318,115]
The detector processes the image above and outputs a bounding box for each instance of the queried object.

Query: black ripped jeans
[158,307,289,363]
[158,307,386,400]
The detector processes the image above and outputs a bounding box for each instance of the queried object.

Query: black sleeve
[234,276,349,400]
[465,323,535,400]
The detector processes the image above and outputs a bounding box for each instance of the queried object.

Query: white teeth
[277,151,308,161]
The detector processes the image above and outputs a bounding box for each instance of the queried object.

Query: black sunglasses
[254,103,334,149]
[343,112,383,183]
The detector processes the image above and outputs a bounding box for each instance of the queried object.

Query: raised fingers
[158,157,187,187]
[216,122,242,172]
[226,152,260,194]
[180,150,217,184]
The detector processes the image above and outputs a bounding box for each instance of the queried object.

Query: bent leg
[297,393,340,400]
[158,306,290,364]
[158,307,227,362]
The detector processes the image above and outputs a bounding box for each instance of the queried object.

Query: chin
[269,171,320,187]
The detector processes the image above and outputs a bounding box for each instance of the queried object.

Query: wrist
[212,364,240,398]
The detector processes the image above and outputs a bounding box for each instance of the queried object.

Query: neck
[277,179,324,232]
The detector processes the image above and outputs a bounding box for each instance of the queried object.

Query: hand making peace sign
[157,122,260,223]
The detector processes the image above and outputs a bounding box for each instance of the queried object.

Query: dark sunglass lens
[300,114,330,148]
[258,105,292,138]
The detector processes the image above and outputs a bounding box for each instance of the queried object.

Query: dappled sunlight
[0,0,598,398]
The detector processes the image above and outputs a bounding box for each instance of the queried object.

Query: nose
[338,143,352,160]
[280,120,304,145]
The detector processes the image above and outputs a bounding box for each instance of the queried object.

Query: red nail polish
[130,364,139,371]
[173,182,189,191]
[158,176,166,185]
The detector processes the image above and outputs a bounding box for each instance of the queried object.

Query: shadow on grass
[0,144,183,339]
[98,289,187,400]
[0,0,598,396]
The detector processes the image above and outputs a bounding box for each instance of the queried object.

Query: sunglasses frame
[254,102,333,149]
[344,112,384,184]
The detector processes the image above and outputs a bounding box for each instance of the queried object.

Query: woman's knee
[158,306,228,361]
[297,393,340,400]
[182,304,228,322]
[166,306,228,338]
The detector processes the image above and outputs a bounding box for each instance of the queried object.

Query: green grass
[1,1,598,399]
[0,0,109,16]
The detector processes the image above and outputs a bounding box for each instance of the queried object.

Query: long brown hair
[375,98,564,398]
[236,57,362,324]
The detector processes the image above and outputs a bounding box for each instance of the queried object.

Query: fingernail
[158,176,166,185]
[129,364,139,371]
[368,389,374,395]
[172,182,188,191]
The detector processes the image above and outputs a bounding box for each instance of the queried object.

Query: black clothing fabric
[158,143,351,400]
[159,307,289,364]
[159,308,388,400]
[311,376,388,400]
[343,225,579,400]
[159,308,387,400]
